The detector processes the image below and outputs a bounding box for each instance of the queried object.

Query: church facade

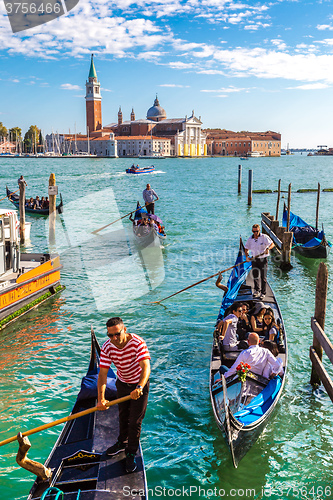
[49,55,207,157]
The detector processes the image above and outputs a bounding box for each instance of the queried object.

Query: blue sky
[1,0,333,148]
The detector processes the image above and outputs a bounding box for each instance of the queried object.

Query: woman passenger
[262,311,280,342]
[250,302,266,334]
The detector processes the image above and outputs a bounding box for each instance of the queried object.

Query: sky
[1,0,333,148]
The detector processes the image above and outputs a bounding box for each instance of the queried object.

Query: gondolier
[244,223,274,299]
[97,317,151,473]
[142,183,159,214]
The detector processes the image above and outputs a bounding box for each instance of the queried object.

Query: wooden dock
[310,262,333,402]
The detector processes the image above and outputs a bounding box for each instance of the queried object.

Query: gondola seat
[233,376,282,425]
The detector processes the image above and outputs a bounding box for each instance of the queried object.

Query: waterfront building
[205,130,281,157]
[0,140,15,155]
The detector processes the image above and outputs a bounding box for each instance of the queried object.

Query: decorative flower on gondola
[236,362,251,383]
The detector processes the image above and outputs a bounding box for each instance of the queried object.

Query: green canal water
[0,155,333,500]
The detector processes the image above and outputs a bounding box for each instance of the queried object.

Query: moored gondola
[27,329,147,499]
[6,186,63,215]
[282,204,331,258]
[210,241,287,468]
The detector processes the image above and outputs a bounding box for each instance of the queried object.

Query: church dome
[147,96,167,122]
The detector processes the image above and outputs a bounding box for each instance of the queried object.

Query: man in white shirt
[223,333,283,379]
[244,223,274,299]
[142,183,159,214]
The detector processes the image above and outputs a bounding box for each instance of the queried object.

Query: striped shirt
[100,333,150,384]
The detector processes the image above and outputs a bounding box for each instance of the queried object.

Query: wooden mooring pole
[19,180,26,245]
[49,173,56,245]
[275,179,281,221]
[310,262,328,387]
[248,169,253,206]
[315,182,320,230]
[238,164,242,194]
[286,183,291,231]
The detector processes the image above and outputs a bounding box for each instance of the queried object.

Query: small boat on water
[6,186,63,215]
[27,329,148,499]
[210,241,287,467]
[126,165,155,175]
[0,209,63,330]
[131,203,166,247]
[282,205,331,258]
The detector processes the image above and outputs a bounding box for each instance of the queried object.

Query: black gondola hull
[27,332,147,499]
[210,241,287,468]
[6,186,63,215]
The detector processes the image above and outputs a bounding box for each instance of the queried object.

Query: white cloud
[317,24,333,31]
[101,87,112,91]
[271,38,287,50]
[201,85,248,93]
[61,83,82,90]
[287,83,330,90]
[168,61,195,69]
[159,83,190,87]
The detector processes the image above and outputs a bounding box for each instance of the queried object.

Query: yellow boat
[0,209,64,330]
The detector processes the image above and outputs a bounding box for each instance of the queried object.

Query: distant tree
[9,127,22,142]
[0,122,8,139]
[24,125,40,153]
[38,130,44,152]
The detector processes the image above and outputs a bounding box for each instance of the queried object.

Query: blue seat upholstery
[233,376,282,425]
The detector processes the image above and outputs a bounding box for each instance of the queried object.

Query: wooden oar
[150,261,245,304]
[91,201,155,235]
[0,395,131,448]
[2,188,19,203]
[150,245,275,305]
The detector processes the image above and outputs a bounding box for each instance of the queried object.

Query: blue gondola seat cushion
[77,373,117,402]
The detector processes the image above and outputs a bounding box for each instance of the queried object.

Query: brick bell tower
[85,54,102,134]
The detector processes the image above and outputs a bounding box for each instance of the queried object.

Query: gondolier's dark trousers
[146,203,155,214]
[252,257,268,295]
[116,379,150,454]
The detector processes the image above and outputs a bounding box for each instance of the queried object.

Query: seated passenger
[149,220,159,232]
[34,196,40,209]
[221,333,283,378]
[40,196,45,208]
[262,311,280,342]
[219,303,244,351]
[250,302,266,335]
[28,197,34,208]
[262,340,284,379]
[237,302,251,341]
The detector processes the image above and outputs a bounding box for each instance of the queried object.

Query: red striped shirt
[100,333,150,384]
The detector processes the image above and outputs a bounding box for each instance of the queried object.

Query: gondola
[27,329,147,499]
[126,166,155,174]
[6,186,63,215]
[209,241,287,468]
[131,203,166,248]
[282,205,331,258]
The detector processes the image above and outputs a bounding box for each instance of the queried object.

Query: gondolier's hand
[131,387,143,400]
[97,399,109,411]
